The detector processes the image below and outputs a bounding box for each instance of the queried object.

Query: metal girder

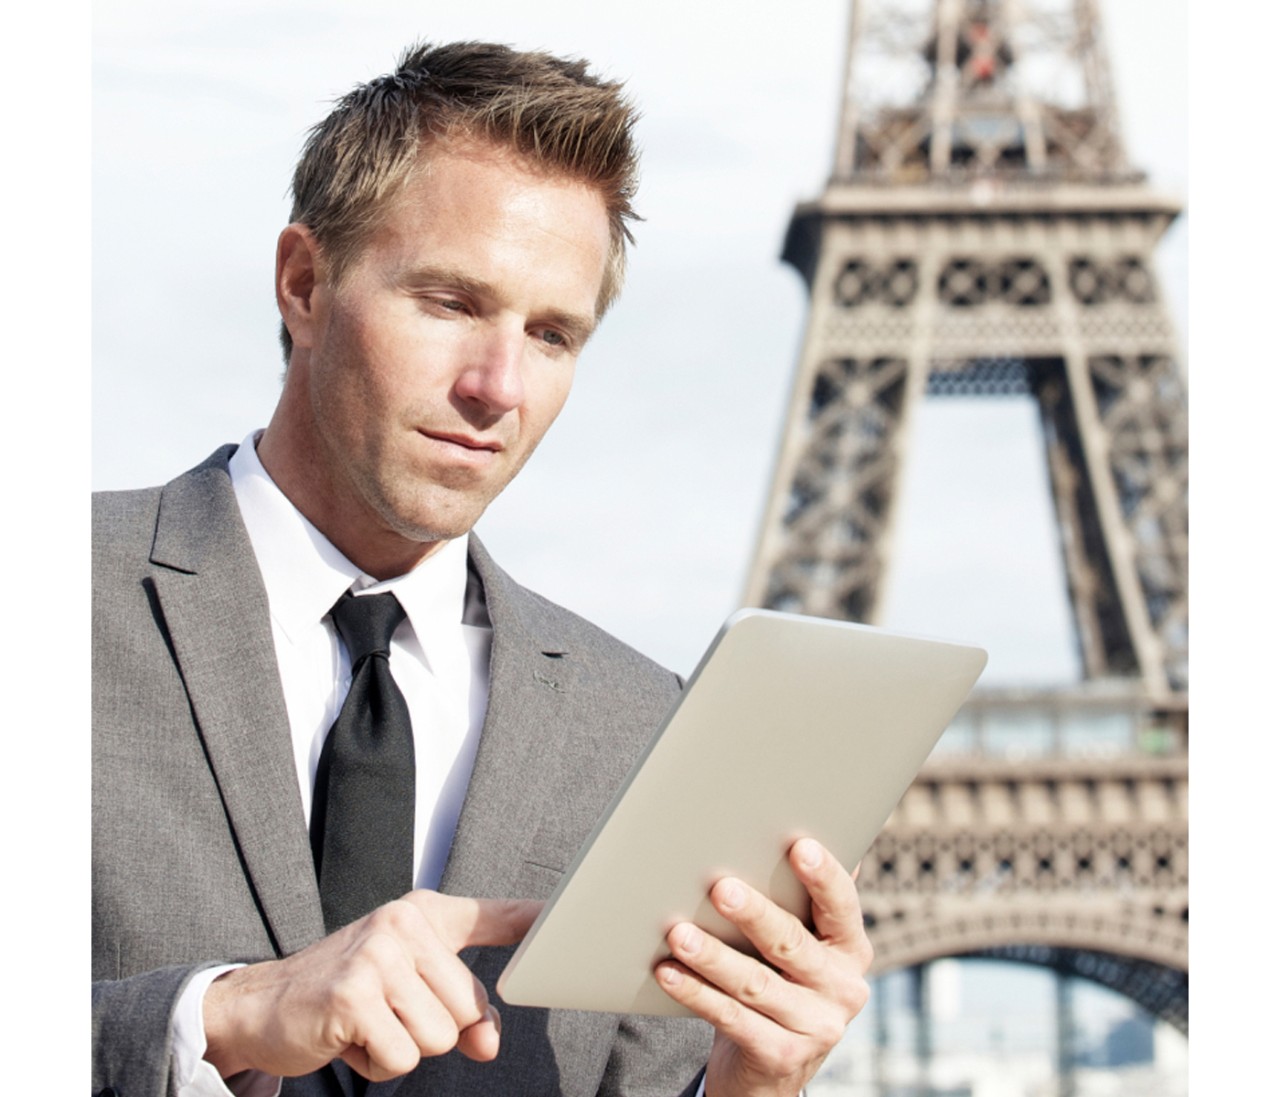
[965,946,1188,1033]
[743,2,1189,1044]
[743,0,1187,696]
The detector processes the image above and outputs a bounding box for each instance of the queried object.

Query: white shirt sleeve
[171,965,282,1097]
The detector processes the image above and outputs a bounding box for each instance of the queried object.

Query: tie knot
[330,591,406,664]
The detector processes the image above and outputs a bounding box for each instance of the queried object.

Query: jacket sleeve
[91,964,218,1097]
[596,1013,712,1097]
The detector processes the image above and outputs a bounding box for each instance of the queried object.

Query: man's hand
[655,838,872,1097]
[202,891,541,1083]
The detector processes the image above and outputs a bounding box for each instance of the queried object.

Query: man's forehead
[326,135,610,279]
[351,140,610,320]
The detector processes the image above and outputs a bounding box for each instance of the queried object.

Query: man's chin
[380,493,492,549]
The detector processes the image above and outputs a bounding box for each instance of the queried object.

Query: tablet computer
[497,608,987,1016]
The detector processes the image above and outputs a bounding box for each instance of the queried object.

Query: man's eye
[421,295,468,315]
[537,329,567,348]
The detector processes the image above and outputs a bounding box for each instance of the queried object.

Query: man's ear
[276,223,324,351]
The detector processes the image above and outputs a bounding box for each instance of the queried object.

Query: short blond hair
[281,40,641,359]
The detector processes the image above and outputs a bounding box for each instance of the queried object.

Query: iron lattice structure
[860,686,1188,1033]
[743,0,1187,699]
[741,0,1188,1036]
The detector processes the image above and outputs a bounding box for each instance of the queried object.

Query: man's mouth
[420,430,503,454]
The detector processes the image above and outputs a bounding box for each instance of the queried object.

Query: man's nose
[454,325,525,414]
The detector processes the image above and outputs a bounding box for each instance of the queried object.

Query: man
[92,41,872,1097]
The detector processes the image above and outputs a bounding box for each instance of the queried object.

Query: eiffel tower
[741,0,1188,1082]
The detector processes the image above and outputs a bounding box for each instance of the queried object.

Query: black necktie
[310,591,416,933]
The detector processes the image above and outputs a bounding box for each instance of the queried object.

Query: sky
[90,0,1188,685]
[7,1,1274,1087]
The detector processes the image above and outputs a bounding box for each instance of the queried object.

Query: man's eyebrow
[401,265,599,345]
[401,265,494,298]
[540,307,599,347]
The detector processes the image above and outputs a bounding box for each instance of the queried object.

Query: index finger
[790,839,869,955]
[405,892,544,951]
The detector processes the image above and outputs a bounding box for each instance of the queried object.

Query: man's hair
[280,40,641,360]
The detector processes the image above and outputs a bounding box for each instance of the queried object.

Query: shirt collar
[228,432,474,664]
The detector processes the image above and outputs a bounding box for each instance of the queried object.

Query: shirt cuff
[172,964,282,1097]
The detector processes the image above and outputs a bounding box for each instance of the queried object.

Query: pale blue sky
[58,6,1280,1089]
[4,3,1269,1086]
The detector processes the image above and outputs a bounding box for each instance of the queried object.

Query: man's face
[268,140,611,575]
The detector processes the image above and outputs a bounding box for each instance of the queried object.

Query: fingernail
[678,924,703,955]
[658,964,684,987]
[718,879,745,910]
[796,839,822,870]
[486,1005,501,1035]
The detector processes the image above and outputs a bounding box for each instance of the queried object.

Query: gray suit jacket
[91,446,711,1097]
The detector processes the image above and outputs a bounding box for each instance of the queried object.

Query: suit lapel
[149,449,326,957]
[438,536,578,898]
[372,537,585,1097]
